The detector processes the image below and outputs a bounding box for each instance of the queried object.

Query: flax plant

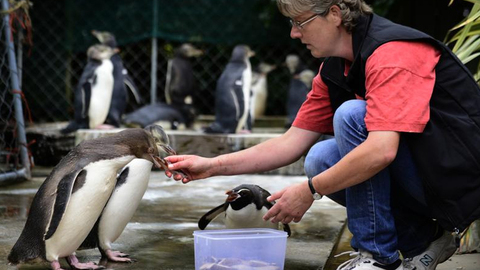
[445,0,480,81]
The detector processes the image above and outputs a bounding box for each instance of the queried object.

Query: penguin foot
[105,250,136,263]
[66,255,105,270]
[51,260,67,270]
[94,124,116,130]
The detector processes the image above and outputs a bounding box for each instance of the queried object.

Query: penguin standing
[123,43,203,130]
[61,44,117,134]
[250,62,276,124]
[284,54,315,129]
[79,126,178,262]
[198,184,291,236]
[92,30,143,126]
[204,45,254,134]
[165,43,203,108]
[8,125,174,270]
[87,45,116,130]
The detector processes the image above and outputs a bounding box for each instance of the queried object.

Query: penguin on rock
[198,184,291,236]
[61,44,118,134]
[91,30,143,124]
[79,125,178,262]
[204,45,254,134]
[8,125,178,270]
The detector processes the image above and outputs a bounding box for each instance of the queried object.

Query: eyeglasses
[290,13,320,30]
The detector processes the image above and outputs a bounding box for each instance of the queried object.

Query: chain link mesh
[0,0,29,176]
[20,0,320,125]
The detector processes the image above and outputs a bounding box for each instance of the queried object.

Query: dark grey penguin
[8,125,174,270]
[204,45,254,134]
[61,44,117,134]
[123,43,203,130]
[79,125,178,262]
[198,184,291,236]
[165,43,203,107]
[92,30,143,127]
[284,54,315,129]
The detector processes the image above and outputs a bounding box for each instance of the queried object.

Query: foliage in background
[445,0,480,81]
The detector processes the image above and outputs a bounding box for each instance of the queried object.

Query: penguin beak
[161,144,177,156]
[150,154,168,170]
[226,190,239,202]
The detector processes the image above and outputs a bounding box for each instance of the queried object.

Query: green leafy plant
[445,0,480,81]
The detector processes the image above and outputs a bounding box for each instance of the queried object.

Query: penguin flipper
[124,73,143,105]
[45,170,87,240]
[281,223,291,237]
[198,203,228,230]
[262,197,291,237]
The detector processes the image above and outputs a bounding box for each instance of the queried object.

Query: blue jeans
[304,100,438,264]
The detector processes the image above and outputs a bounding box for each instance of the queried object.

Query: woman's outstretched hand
[164,155,214,183]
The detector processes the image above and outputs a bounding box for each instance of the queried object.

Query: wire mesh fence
[19,0,321,126]
[0,0,31,182]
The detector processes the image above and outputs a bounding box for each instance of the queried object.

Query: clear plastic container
[193,228,288,270]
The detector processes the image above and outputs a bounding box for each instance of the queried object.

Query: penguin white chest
[225,204,275,229]
[44,156,133,261]
[89,59,114,128]
[97,158,153,251]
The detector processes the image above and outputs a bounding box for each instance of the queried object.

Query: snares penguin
[204,45,254,134]
[198,184,291,236]
[61,44,118,134]
[79,125,180,262]
[284,54,315,129]
[8,125,174,270]
[92,30,143,124]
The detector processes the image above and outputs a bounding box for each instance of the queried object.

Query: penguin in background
[284,54,315,129]
[8,125,177,270]
[165,43,203,108]
[198,184,291,236]
[204,45,255,134]
[61,44,118,134]
[91,30,143,127]
[79,125,179,262]
[123,43,203,130]
[250,62,276,125]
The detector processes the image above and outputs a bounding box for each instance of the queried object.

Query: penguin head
[86,44,118,61]
[177,43,204,58]
[298,69,316,88]
[285,54,300,74]
[230,45,255,63]
[91,30,118,48]
[143,124,179,170]
[226,184,270,211]
[257,62,277,75]
[144,125,176,157]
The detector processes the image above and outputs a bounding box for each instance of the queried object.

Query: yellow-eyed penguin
[8,125,173,270]
[204,45,254,134]
[91,30,143,125]
[198,184,291,236]
[61,45,118,134]
[87,44,116,130]
[79,125,179,262]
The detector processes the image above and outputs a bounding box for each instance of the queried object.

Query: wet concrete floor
[0,168,346,270]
